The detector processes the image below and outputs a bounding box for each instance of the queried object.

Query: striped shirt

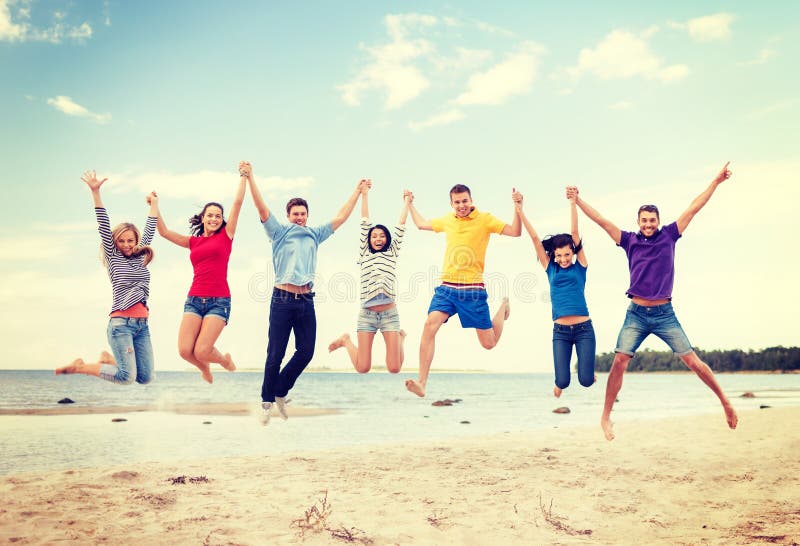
[96,208,156,314]
[359,218,405,305]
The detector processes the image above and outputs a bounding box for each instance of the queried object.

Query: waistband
[553,319,593,331]
[273,287,315,300]
[441,282,486,289]
[628,301,674,314]
[108,316,148,324]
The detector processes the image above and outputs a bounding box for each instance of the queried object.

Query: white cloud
[0,0,25,41]
[740,48,777,66]
[408,109,465,131]
[609,100,632,110]
[475,20,515,38]
[0,0,93,43]
[455,41,544,106]
[108,170,313,202]
[47,95,111,124]
[568,29,688,83]
[669,13,735,42]
[746,99,794,121]
[337,13,438,109]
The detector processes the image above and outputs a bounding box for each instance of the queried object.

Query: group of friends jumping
[56,161,739,440]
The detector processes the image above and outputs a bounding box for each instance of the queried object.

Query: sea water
[1,370,798,475]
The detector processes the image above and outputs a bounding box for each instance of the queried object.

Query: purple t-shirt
[618,221,681,300]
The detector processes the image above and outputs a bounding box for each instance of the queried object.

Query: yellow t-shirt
[430,208,506,284]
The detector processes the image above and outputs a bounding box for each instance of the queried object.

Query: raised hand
[146,191,158,206]
[512,187,523,209]
[81,170,108,191]
[565,185,580,202]
[566,185,578,203]
[403,189,414,204]
[359,178,372,193]
[712,161,732,185]
[239,161,252,179]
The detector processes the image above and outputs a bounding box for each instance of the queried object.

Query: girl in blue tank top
[515,186,596,397]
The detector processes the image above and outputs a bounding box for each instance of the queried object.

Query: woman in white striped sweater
[56,171,159,385]
[328,182,409,373]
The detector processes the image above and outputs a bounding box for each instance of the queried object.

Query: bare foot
[198,364,213,384]
[98,351,115,364]
[55,358,84,375]
[724,402,738,429]
[328,333,350,352]
[600,417,615,441]
[502,297,510,320]
[553,386,562,398]
[405,379,425,397]
[220,353,236,371]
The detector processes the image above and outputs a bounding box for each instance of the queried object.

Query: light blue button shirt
[262,214,334,287]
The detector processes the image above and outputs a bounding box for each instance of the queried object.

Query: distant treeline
[595,347,800,372]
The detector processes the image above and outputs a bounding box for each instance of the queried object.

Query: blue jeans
[101,317,154,385]
[552,320,596,389]
[261,289,316,403]
[614,302,692,356]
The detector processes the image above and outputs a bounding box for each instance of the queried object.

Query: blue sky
[1,1,798,373]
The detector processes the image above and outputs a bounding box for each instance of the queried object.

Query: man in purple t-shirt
[571,162,738,441]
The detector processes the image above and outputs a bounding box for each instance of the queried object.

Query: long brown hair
[101,222,154,267]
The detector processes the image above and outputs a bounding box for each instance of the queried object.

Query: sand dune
[1,407,798,545]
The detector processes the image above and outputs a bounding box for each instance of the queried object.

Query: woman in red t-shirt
[152,165,246,383]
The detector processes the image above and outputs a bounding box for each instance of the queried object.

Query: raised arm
[332,179,367,231]
[240,161,270,223]
[360,179,371,218]
[152,199,190,248]
[514,193,549,268]
[567,186,587,267]
[398,191,410,225]
[570,186,622,245]
[404,190,433,231]
[141,191,159,246]
[676,161,732,234]
[224,166,247,238]
[500,188,522,236]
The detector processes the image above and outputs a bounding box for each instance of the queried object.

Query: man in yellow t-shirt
[404,184,522,397]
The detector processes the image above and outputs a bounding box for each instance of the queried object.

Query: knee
[136,374,153,385]
[578,375,593,388]
[355,362,371,374]
[612,354,630,371]
[681,353,704,371]
[480,338,497,350]
[556,377,570,389]
[385,360,401,374]
[193,346,212,363]
[178,347,195,362]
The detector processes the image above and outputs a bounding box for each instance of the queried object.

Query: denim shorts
[357,306,401,333]
[615,302,692,356]
[183,296,231,323]
[427,285,492,330]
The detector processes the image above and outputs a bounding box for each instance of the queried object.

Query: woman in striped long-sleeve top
[56,171,159,385]
[328,182,409,373]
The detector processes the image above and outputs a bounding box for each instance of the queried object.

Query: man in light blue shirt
[241,161,365,425]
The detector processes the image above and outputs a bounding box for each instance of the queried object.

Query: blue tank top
[546,260,589,321]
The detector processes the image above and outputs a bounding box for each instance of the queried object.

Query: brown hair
[449,184,471,199]
[286,197,309,215]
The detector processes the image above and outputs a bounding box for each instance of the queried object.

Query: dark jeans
[261,289,317,403]
[552,319,596,389]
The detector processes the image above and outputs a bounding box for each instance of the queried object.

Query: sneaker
[275,396,289,420]
[259,402,272,426]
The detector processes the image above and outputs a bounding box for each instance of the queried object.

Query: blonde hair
[101,222,154,267]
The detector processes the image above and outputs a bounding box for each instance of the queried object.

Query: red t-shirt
[188,230,233,297]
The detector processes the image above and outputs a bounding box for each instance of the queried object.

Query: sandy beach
[1,406,798,545]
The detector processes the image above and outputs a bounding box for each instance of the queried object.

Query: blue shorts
[357,306,401,333]
[615,302,692,356]
[427,285,492,330]
[183,296,231,323]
